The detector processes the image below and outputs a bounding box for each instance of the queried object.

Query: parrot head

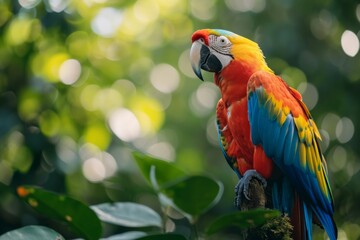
[190,29,271,81]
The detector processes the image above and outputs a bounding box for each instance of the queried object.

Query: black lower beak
[199,45,223,73]
[190,41,224,81]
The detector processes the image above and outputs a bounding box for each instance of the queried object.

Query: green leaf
[132,151,187,188]
[206,208,281,235]
[91,202,162,228]
[135,233,187,240]
[0,225,65,240]
[161,175,223,218]
[16,186,102,240]
[101,231,147,240]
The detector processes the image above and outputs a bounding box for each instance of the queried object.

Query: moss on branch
[239,178,293,240]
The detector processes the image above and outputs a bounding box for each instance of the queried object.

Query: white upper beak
[190,40,203,80]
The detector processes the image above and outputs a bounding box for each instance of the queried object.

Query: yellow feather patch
[305,128,313,146]
[294,117,306,140]
[317,163,329,197]
[264,93,291,125]
[310,119,322,141]
[299,142,307,168]
[307,144,315,173]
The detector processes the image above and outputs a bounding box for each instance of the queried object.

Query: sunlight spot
[150,64,180,94]
[18,0,40,9]
[310,10,336,40]
[336,117,355,143]
[101,152,118,178]
[80,85,100,111]
[82,157,106,182]
[91,8,123,37]
[281,67,307,88]
[79,143,100,162]
[146,142,175,161]
[48,0,68,12]
[178,49,195,78]
[59,59,81,85]
[191,82,219,117]
[196,82,219,109]
[133,0,160,24]
[341,30,359,57]
[190,0,216,21]
[297,82,318,110]
[56,137,79,173]
[225,0,266,13]
[328,146,347,172]
[112,79,137,96]
[319,129,330,152]
[321,113,340,140]
[94,88,123,113]
[206,115,218,146]
[337,229,348,240]
[108,108,141,142]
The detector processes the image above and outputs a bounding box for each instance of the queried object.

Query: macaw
[190,29,337,240]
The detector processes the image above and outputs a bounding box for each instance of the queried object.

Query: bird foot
[234,169,267,210]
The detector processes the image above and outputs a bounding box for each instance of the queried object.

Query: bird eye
[217,36,230,47]
[199,38,204,43]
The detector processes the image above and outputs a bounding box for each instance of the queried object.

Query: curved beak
[190,40,223,81]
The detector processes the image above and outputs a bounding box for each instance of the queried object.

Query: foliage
[0,226,65,240]
[0,152,278,239]
[16,186,102,240]
[0,0,359,239]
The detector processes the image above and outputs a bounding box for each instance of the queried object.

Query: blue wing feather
[247,71,337,240]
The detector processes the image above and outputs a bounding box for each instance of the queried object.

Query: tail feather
[303,202,313,240]
[273,182,337,240]
[312,207,337,240]
[291,193,306,240]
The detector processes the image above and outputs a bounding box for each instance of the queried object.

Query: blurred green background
[0,0,359,239]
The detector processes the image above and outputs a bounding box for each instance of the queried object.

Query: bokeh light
[336,117,355,144]
[328,145,347,173]
[206,115,218,146]
[108,108,141,142]
[321,113,341,140]
[225,0,266,13]
[146,141,175,161]
[47,0,68,12]
[190,0,216,21]
[178,49,195,78]
[281,67,307,88]
[150,64,180,93]
[297,82,318,110]
[18,0,40,9]
[341,30,360,57]
[59,59,82,85]
[310,10,336,40]
[133,0,160,24]
[189,82,219,117]
[82,157,106,182]
[91,8,123,37]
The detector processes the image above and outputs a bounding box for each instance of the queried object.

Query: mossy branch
[239,179,293,240]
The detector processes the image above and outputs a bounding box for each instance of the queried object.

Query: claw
[234,169,267,209]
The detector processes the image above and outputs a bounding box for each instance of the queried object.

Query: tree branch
[239,179,293,240]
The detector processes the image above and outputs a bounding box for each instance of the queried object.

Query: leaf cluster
[0,152,280,239]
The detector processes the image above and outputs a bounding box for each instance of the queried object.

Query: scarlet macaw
[190,29,337,240]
